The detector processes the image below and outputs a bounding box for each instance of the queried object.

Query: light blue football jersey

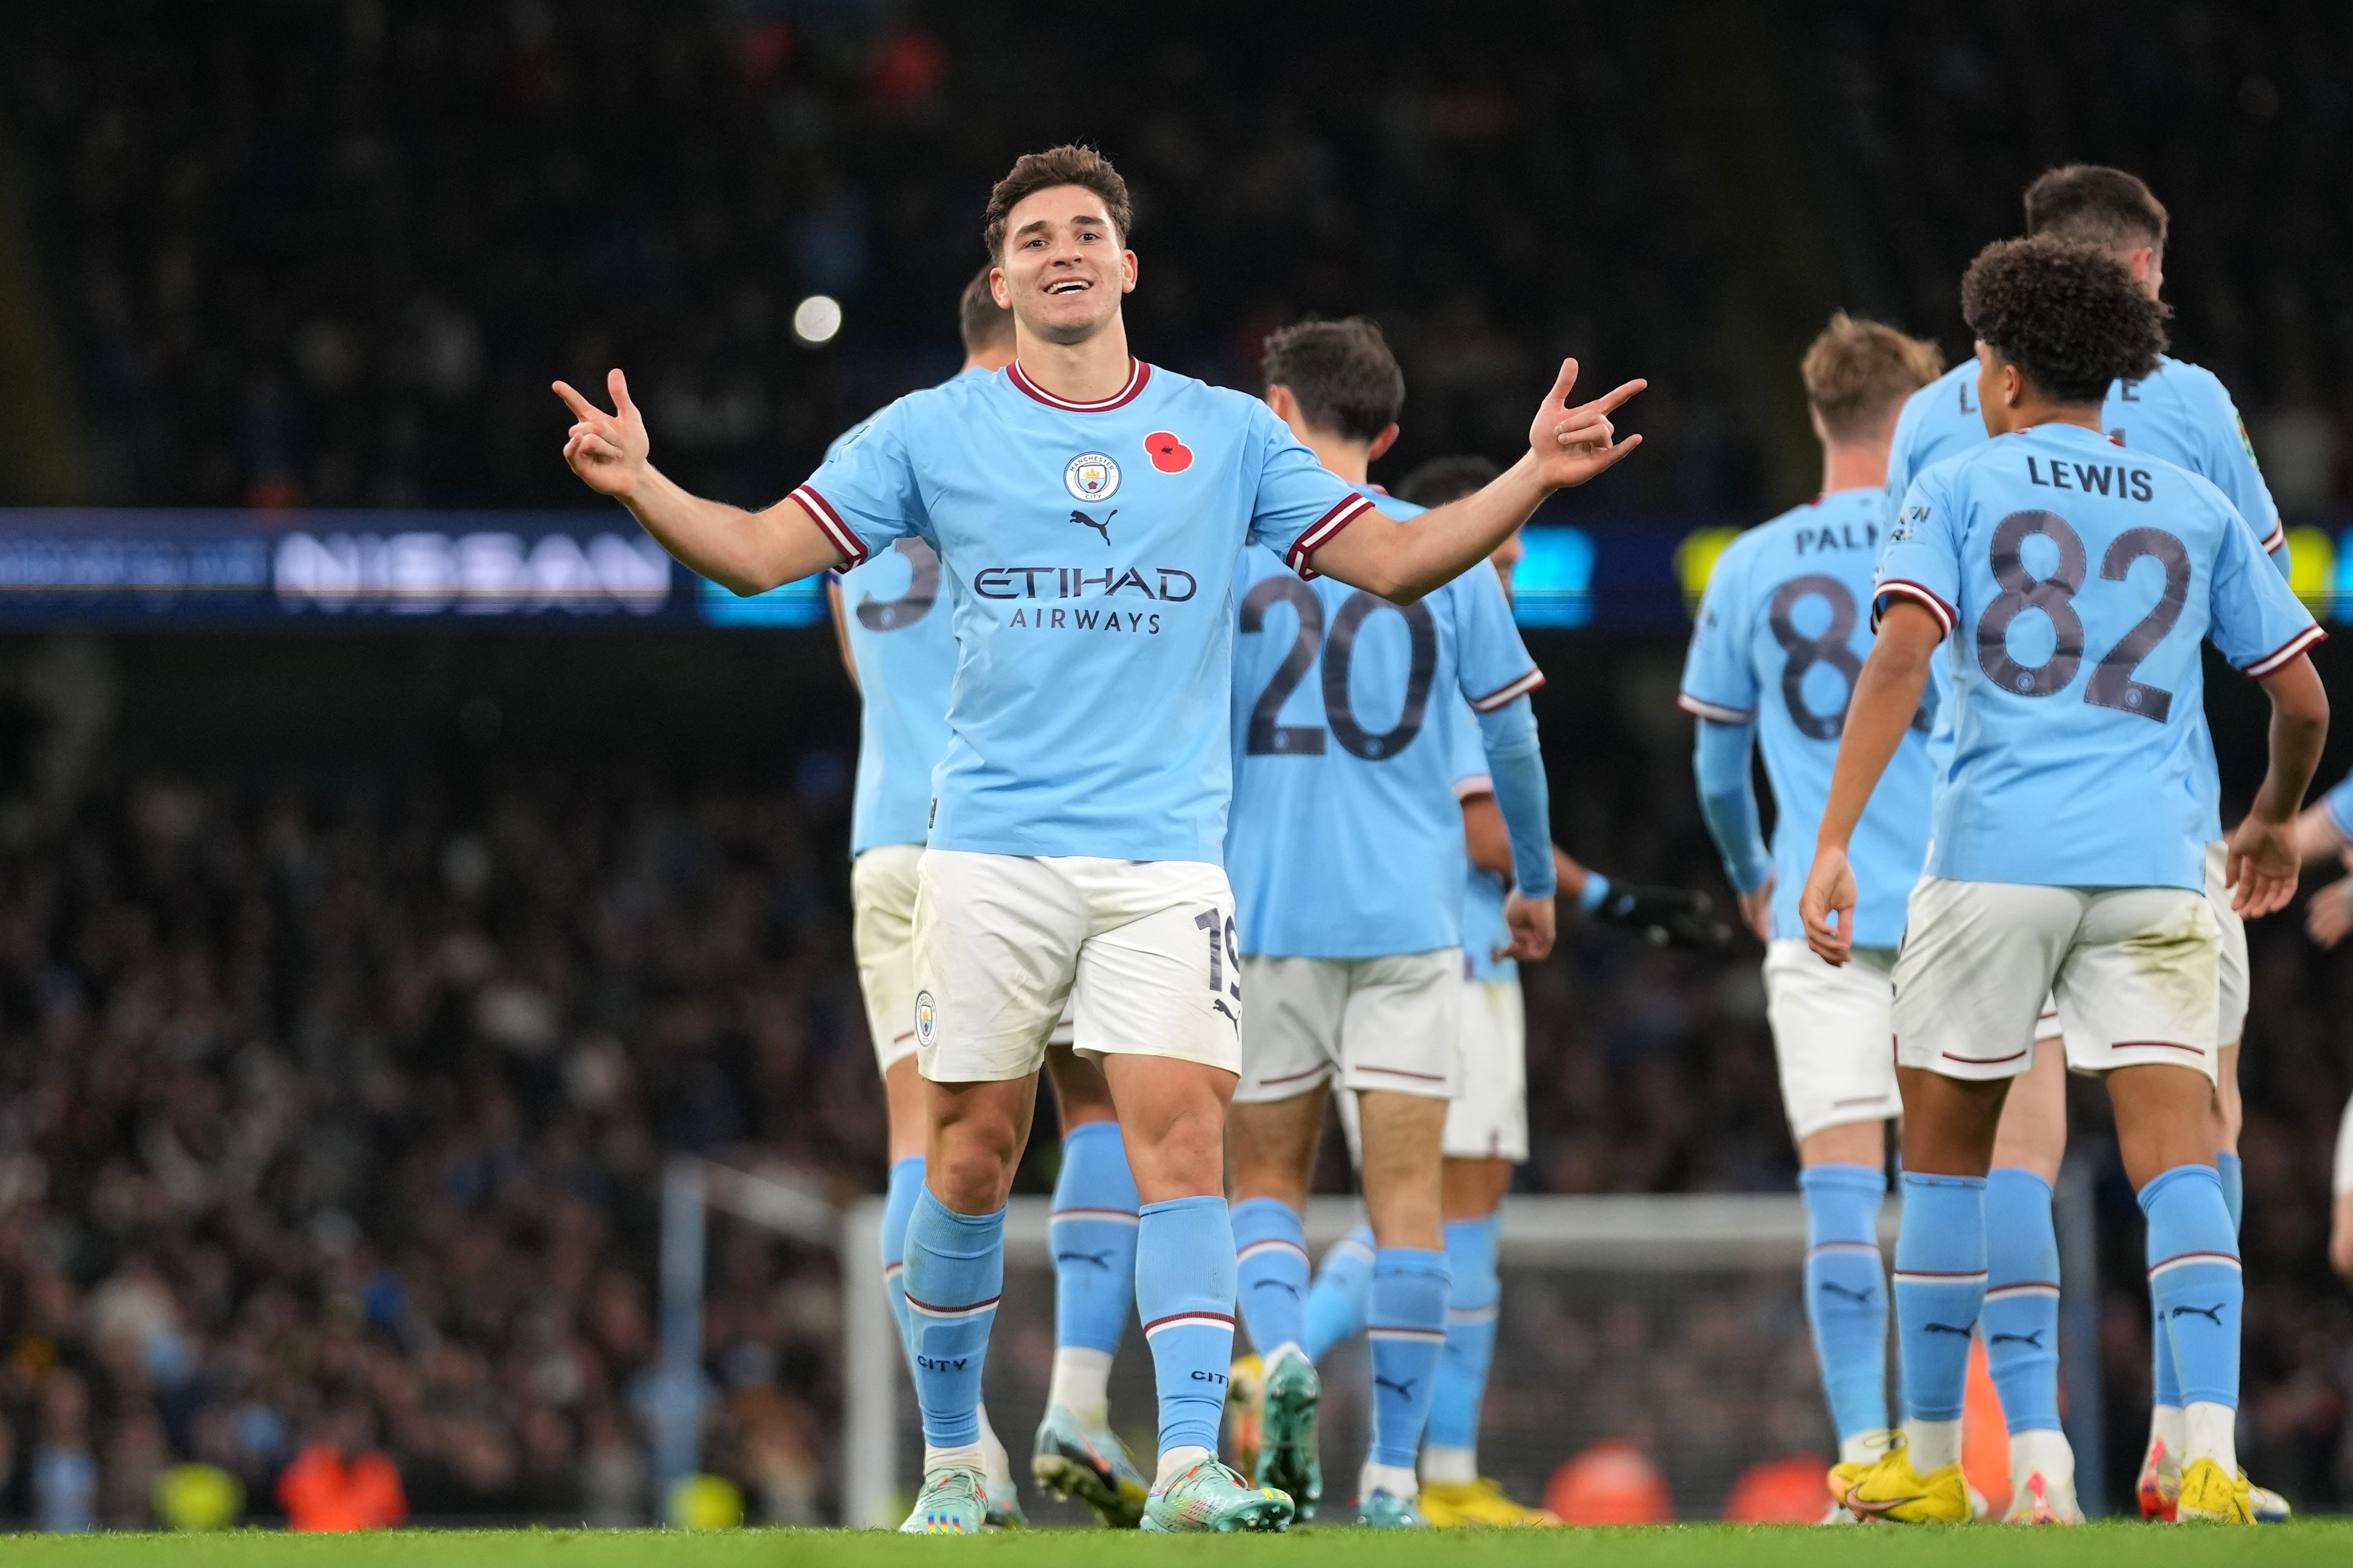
[798,359,1376,863]
[1886,356,2287,569]
[1679,488,1933,947]
[1445,697,1517,983]
[1878,423,2322,890]
[829,373,986,855]
[1225,487,1544,959]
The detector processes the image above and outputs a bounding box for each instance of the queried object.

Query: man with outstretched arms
[2288,776,2353,1288]
[824,268,1152,1531]
[553,144,1643,1535]
[1881,165,2294,1523]
[1680,314,1941,1517]
[1808,237,2327,1527]
[1219,320,1558,1529]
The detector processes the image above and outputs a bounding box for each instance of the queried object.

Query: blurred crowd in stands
[11,2,2345,521]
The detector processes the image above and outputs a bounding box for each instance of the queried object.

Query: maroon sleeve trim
[1285,493,1377,579]
[791,484,868,569]
[1469,669,1547,713]
[2243,623,2326,680]
[1872,579,1955,638]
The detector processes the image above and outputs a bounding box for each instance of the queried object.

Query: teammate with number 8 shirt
[1679,313,1942,1513]
[1809,236,2327,1527]
[1221,319,1558,1528]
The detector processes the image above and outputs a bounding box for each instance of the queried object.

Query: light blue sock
[1427,1216,1501,1451]
[1137,1195,1238,1458]
[1799,1163,1888,1443]
[1303,1225,1374,1362]
[1892,1172,1986,1427]
[882,1156,926,1373]
[2141,1164,2240,1410]
[1367,1248,1450,1469]
[901,1189,1003,1451]
[1229,1197,1309,1359]
[1982,1167,2062,1434]
[2217,1151,2243,1236]
[1051,1122,1141,1355]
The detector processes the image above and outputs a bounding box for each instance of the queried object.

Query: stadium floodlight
[793,295,844,345]
[663,1168,2101,1525]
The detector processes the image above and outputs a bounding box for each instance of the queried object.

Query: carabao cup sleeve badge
[1065,452,1120,502]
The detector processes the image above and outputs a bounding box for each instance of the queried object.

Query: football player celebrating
[554,144,1643,1534]
[1681,314,1940,1515]
[824,269,1150,1529]
[1811,237,2325,1527]
[1882,166,2292,1522]
[1222,320,1558,1528]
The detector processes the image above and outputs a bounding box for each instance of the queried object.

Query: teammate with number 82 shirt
[1811,237,2327,1528]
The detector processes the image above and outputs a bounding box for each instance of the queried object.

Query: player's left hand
[2225,811,2300,919]
[1799,846,1856,966]
[1527,358,1645,491]
[1591,883,1733,950]
[1737,878,1774,944]
[1502,892,1555,963]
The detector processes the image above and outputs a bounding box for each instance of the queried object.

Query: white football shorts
[911,850,1240,1083]
[1893,878,2220,1084]
[1442,977,1529,1162]
[2028,842,2249,1049]
[1762,940,1902,1141]
[1233,949,1463,1104]
[850,843,926,1073]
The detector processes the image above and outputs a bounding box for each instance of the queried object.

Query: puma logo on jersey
[2170,1302,2226,1325]
[1070,507,1116,546]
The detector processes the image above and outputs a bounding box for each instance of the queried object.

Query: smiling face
[990,184,1136,347]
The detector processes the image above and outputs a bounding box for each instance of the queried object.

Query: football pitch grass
[0,1523,2338,1567]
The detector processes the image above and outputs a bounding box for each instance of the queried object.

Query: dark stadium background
[0,0,2349,1526]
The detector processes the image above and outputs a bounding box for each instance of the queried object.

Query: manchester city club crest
[1064,451,1120,502]
[914,990,936,1047]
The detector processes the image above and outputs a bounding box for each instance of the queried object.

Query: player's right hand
[553,369,649,499]
[2224,811,2300,919]
[1737,878,1774,945]
[1799,846,1855,967]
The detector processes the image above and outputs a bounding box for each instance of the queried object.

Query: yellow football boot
[1419,1477,1559,1526]
[1837,1440,1971,1525]
[1223,1354,1264,1482]
[1823,1429,1900,1520]
[2174,1458,2255,1523]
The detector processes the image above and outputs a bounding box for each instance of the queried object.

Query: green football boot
[1140,1457,1295,1533]
[1032,1403,1149,1528]
[899,1466,990,1534]
[1256,1349,1323,1519]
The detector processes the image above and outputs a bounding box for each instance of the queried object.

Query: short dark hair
[2023,165,2168,253]
[983,145,1133,260]
[1800,313,1942,442]
[1960,237,2166,405]
[1397,455,1499,508]
[1260,318,1405,443]
[958,264,1012,355]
